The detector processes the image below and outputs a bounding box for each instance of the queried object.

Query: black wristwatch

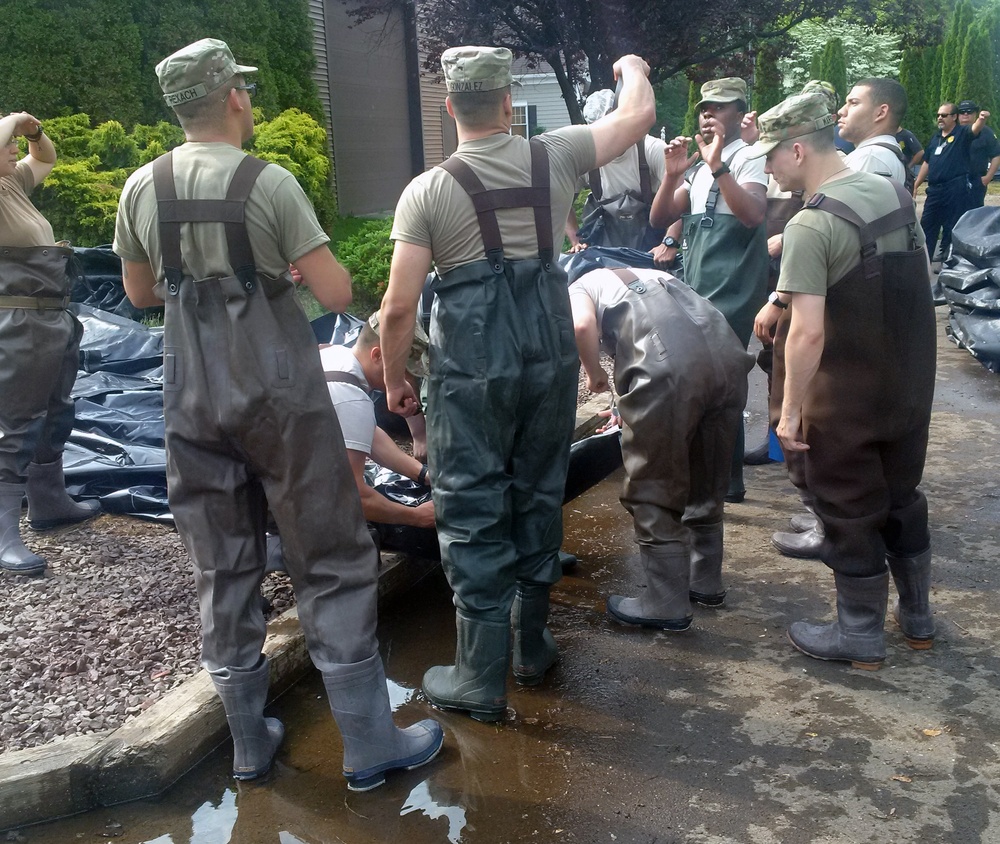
[768,290,789,309]
[662,236,679,249]
[417,464,429,485]
[711,163,731,179]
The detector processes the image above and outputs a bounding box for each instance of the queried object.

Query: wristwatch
[661,236,679,249]
[768,290,789,309]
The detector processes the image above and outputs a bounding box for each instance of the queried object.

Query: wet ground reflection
[14,470,631,844]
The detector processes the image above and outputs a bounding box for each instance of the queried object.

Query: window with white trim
[511,102,529,137]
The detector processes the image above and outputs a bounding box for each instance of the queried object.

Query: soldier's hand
[586,369,610,394]
[568,241,589,253]
[412,501,436,530]
[983,175,992,187]
[387,381,421,417]
[663,137,699,178]
[649,242,677,268]
[753,300,780,346]
[777,412,809,453]
[694,130,725,172]
[741,111,759,144]
[613,55,651,81]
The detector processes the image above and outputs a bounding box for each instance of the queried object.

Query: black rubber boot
[26,458,101,531]
[689,523,726,607]
[422,611,510,722]
[512,582,558,686]
[788,571,889,670]
[0,483,46,576]
[209,656,285,780]
[887,549,935,650]
[324,653,444,791]
[607,544,693,630]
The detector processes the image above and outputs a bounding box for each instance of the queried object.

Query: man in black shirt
[957,100,1000,209]
[913,102,989,260]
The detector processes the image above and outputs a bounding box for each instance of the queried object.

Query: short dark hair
[448,87,510,129]
[855,78,907,123]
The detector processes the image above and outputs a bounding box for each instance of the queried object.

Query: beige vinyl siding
[307,0,336,202]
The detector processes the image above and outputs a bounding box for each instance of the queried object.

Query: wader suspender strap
[324,370,370,393]
[587,142,651,204]
[804,181,918,280]
[700,150,740,229]
[437,137,554,274]
[152,151,270,296]
[610,267,655,295]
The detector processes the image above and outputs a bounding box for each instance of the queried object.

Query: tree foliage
[350,0,936,124]
[940,0,974,106]
[956,22,996,120]
[0,0,322,126]
[30,110,333,247]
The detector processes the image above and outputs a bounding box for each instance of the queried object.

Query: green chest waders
[0,245,81,481]
[681,165,769,348]
[770,180,936,577]
[151,151,378,672]
[578,142,659,250]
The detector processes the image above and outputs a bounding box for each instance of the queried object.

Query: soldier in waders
[378,46,655,722]
[750,93,937,670]
[649,77,769,505]
[113,38,442,790]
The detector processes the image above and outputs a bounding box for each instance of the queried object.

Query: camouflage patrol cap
[696,77,748,109]
[800,80,839,115]
[368,312,430,379]
[441,46,518,93]
[583,89,616,124]
[746,93,838,159]
[156,38,257,109]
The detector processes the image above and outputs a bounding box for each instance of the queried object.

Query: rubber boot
[209,656,285,780]
[772,521,824,559]
[0,483,46,576]
[887,549,935,650]
[789,510,819,533]
[788,571,889,670]
[689,523,726,607]
[512,582,558,686]
[324,653,444,792]
[26,458,101,531]
[607,544,693,630]
[558,550,579,571]
[422,611,510,723]
[743,438,775,466]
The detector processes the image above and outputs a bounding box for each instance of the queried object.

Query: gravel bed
[1,367,610,756]
[0,515,294,754]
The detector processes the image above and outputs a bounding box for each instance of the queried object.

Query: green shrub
[41,114,94,160]
[334,217,394,317]
[250,109,336,229]
[33,158,129,246]
[88,121,139,170]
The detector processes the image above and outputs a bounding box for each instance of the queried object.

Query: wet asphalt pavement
[14,308,1000,844]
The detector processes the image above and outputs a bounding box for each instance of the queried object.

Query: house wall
[511,70,573,133]
[319,0,415,215]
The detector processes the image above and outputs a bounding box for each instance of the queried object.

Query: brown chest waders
[151,151,378,673]
[602,269,753,545]
[0,246,82,483]
[771,180,936,578]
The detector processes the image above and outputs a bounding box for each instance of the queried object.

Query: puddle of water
[12,473,631,844]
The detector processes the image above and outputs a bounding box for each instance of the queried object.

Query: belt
[0,295,70,310]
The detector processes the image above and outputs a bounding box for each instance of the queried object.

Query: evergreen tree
[683,79,700,137]
[754,45,784,113]
[926,44,943,136]
[820,38,848,103]
[957,22,996,119]
[809,51,824,83]
[899,46,930,138]
[940,0,974,106]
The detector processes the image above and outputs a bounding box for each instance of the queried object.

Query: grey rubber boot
[607,544,693,631]
[788,571,889,670]
[772,523,824,559]
[324,653,444,791]
[887,549,935,649]
[209,656,285,780]
[26,458,101,531]
[789,510,819,533]
[512,582,558,686]
[689,523,726,607]
[0,483,46,576]
[422,611,510,723]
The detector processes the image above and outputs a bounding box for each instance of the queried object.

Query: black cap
[957,100,979,113]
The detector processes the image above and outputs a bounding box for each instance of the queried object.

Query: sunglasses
[937,112,957,118]
[958,109,976,115]
[223,83,257,101]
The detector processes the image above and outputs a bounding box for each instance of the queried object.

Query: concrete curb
[0,400,610,831]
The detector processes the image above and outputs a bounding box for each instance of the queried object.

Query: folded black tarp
[943,209,1000,373]
[64,248,624,524]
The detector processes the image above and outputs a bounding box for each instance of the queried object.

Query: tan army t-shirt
[0,161,56,247]
[392,127,595,273]
[778,170,926,296]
